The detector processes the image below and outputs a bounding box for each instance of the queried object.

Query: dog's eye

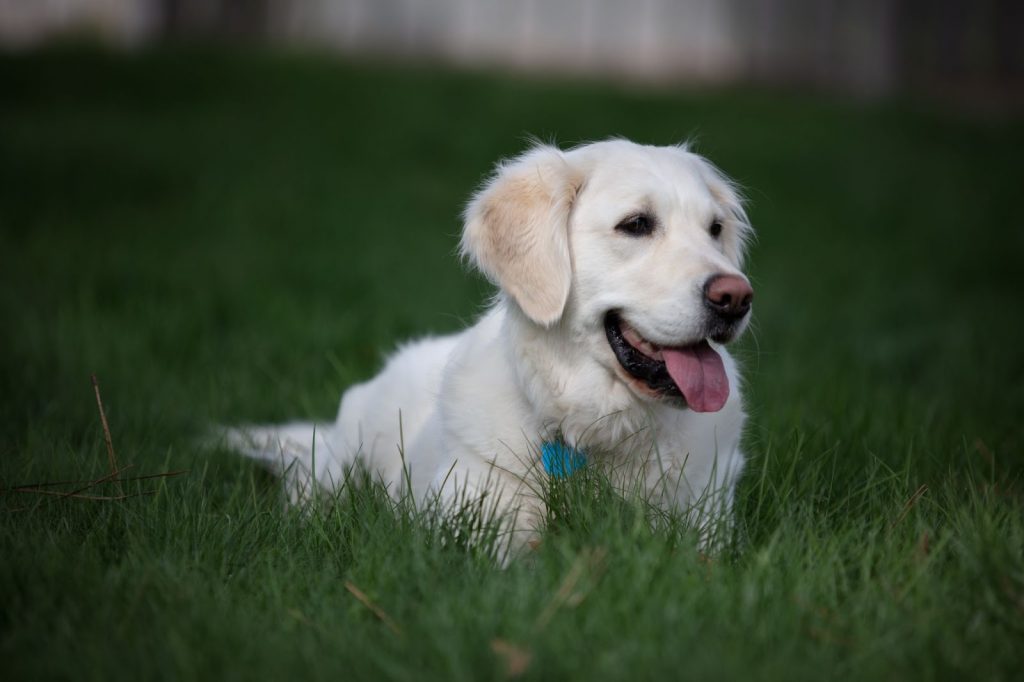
[616,213,656,237]
[709,221,723,239]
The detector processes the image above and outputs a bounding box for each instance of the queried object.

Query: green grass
[2,46,1023,681]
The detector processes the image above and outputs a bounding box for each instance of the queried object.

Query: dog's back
[223,333,461,501]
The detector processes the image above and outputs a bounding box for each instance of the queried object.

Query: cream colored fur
[223,139,754,557]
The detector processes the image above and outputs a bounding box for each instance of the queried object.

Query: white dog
[225,139,754,555]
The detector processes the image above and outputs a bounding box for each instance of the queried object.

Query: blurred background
[1,0,1022,423]
[2,0,1022,109]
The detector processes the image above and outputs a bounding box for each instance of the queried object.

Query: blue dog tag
[541,441,587,477]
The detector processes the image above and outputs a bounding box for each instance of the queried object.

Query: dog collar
[541,441,587,477]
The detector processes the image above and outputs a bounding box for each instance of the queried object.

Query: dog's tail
[217,422,334,503]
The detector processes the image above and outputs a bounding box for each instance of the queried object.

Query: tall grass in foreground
[3,420,1021,680]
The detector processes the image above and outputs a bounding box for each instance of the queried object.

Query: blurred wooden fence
[2,0,1021,99]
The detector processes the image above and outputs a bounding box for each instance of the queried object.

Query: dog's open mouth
[604,311,729,412]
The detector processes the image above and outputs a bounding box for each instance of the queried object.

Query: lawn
[1,46,1022,681]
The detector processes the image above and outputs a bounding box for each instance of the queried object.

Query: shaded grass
[1,46,1023,680]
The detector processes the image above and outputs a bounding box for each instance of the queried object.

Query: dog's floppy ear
[461,145,581,326]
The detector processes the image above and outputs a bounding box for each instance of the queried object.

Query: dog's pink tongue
[663,341,729,413]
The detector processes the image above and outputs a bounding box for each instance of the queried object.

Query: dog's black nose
[704,274,753,319]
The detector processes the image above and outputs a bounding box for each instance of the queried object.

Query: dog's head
[461,140,753,413]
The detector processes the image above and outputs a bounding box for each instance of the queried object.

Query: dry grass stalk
[890,483,929,530]
[91,374,122,495]
[489,546,608,678]
[344,580,403,636]
[3,470,188,493]
[12,489,154,501]
[2,375,187,509]
[490,638,532,679]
